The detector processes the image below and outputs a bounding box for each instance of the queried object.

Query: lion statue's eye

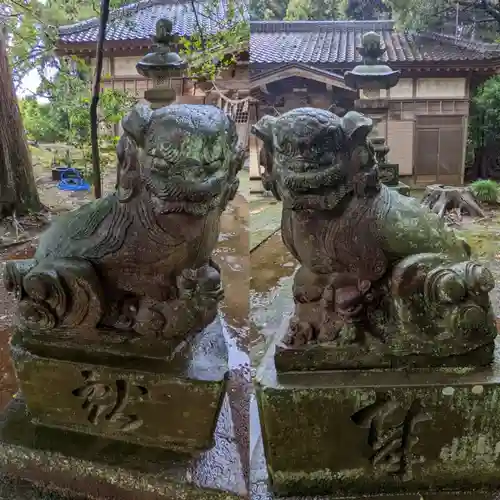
[209,141,223,160]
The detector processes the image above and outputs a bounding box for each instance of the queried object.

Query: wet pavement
[249,230,296,367]
[215,192,250,348]
[249,199,282,251]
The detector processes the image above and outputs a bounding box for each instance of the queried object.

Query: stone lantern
[136,18,187,108]
[344,31,400,90]
[344,32,410,195]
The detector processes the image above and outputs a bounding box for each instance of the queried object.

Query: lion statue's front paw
[284,316,314,347]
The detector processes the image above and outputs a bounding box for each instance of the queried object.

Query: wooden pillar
[249,101,264,194]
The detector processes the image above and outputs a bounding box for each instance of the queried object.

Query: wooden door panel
[415,128,439,177]
[438,127,464,177]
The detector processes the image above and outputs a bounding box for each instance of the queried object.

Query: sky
[17,0,46,99]
[18,70,40,97]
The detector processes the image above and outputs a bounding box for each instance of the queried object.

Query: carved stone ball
[362,31,382,51]
[155,18,174,42]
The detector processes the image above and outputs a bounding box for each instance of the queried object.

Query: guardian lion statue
[252,107,496,369]
[5,103,243,341]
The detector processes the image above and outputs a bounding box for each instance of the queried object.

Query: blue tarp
[57,168,90,192]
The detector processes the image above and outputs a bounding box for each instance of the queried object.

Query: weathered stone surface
[136,20,187,108]
[1,55,246,498]
[251,421,499,499]
[378,163,399,186]
[4,103,243,343]
[14,315,229,379]
[391,182,410,197]
[274,335,494,372]
[11,318,227,453]
[251,105,496,370]
[136,19,186,80]
[344,32,401,90]
[1,100,243,466]
[0,395,246,499]
[256,344,500,498]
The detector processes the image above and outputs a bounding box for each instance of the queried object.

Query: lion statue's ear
[341,111,373,147]
[121,103,153,148]
[251,115,277,150]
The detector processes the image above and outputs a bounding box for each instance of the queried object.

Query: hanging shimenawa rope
[208,80,251,148]
[209,80,250,122]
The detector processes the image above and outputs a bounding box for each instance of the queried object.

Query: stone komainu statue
[5,103,243,340]
[252,107,496,368]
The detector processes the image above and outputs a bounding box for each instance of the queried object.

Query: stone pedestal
[256,344,500,498]
[251,434,500,499]
[11,320,227,453]
[1,318,247,498]
[0,395,245,499]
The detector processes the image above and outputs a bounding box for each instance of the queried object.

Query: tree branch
[190,0,206,49]
[479,0,500,25]
[90,0,110,199]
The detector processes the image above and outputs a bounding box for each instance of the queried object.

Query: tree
[250,0,390,21]
[388,0,500,33]
[90,0,111,199]
[250,0,289,19]
[467,75,500,180]
[4,0,131,92]
[285,0,344,20]
[68,86,135,181]
[345,0,390,20]
[0,21,41,217]
[180,0,249,80]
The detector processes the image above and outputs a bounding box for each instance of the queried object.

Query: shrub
[470,179,499,204]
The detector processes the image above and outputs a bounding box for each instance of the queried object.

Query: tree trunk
[90,0,111,199]
[0,23,41,218]
[421,184,485,219]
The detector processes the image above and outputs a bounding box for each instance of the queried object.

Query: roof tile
[58,0,246,44]
[58,4,500,66]
[249,20,500,65]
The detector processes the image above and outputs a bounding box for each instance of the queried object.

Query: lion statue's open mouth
[117,103,243,213]
[253,107,376,206]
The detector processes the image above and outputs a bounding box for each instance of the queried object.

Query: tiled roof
[250,20,500,66]
[58,0,247,44]
[250,63,349,85]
